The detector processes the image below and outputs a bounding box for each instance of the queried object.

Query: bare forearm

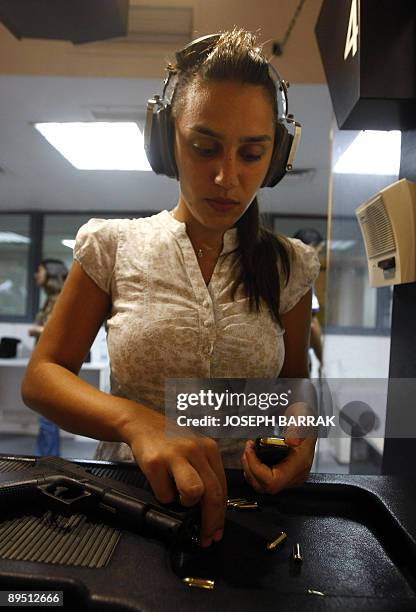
[21,361,163,444]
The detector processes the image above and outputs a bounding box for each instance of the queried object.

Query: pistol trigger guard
[38,478,94,515]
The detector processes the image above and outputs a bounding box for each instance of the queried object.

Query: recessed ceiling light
[0,232,30,244]
[34,122,152,171]
[334,131,401,176]
[62,239,76,249]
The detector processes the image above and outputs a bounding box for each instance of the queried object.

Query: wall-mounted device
[356,179,416,287]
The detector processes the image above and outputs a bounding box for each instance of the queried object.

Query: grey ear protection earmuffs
[144,33,301,188]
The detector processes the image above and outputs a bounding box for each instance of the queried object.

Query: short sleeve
[279,238,320,315]
[73,218,118,294]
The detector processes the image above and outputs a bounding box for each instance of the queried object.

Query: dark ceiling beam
[0,0,129,44]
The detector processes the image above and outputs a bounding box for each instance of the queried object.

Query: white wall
[323,334,391,379]
[0,322,108,362]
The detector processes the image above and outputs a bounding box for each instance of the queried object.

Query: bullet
[293,542,303,562]
[307,589,325,597]
[235,501,259,511]
[266,531,287,551]
[183,577,215,590]
[227,499,259,510]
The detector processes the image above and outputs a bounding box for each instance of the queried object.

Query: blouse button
[203,320,210,327]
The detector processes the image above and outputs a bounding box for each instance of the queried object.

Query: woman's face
[34,264,47,287]
[174,79,275,231]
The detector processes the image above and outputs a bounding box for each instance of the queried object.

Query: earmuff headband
[144,33,301,188]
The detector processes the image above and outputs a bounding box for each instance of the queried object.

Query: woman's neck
[170,204,225,260]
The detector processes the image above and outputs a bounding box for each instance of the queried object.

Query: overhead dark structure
[0,0,129,44]
[315,0,416,130]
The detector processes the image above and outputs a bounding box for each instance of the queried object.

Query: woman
[29,259,68,340]
[28,258,68,456]
[22,29,319,547]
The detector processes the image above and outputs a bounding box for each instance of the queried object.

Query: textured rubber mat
[0,457,129,568]
[0,458,30,472]
[0,509,121,567]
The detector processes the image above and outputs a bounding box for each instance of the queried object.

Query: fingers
[205,439,228,508]
[240,453,264,493]
[284,435,304,447]
[241,440,274,490]
[242,437,316,495]
[170,457,205,507]
[241,443,287,493]
[283,401,318,441]
[140,454,178,504]
[199,463,227,547]
[139,437,226,547]
[185,440,227,547]
[139,444,205,506]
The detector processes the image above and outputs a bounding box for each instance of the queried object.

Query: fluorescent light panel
[334,130,401,175]
[0,231,30,244]
[330,240,356,251]
[62,239,76,249]
[34,122,152,171]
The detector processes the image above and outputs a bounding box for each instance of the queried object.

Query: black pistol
[0,456,199,548]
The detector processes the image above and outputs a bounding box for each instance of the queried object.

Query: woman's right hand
[125,414,227,547]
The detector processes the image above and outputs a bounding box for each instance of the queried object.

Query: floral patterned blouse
[74,210,320,465]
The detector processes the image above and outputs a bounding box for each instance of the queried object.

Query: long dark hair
[171,28,292,325]
[41,258,68,295]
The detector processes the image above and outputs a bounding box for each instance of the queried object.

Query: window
[272,216,327,241]
[0,215,31,319]
[325,125,398,336]
[0,211,149,323]
[272,215,327,326]
[43,214,101,272]
[325,215,392,334]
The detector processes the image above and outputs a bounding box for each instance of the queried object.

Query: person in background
[28,258,68,456]
[293,228,324,373]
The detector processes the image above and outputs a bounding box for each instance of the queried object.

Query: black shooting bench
[0,454,416,611]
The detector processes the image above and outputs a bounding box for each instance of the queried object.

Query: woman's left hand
[241,435,316,494]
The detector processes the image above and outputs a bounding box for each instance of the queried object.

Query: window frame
[0,209,155,323]
[0,209,390,335]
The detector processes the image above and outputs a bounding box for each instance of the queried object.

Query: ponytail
[232,198,292,325]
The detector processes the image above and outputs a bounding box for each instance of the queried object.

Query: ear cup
[145,33,300,185]
[261,121,293,188]
[146,105,178,179]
